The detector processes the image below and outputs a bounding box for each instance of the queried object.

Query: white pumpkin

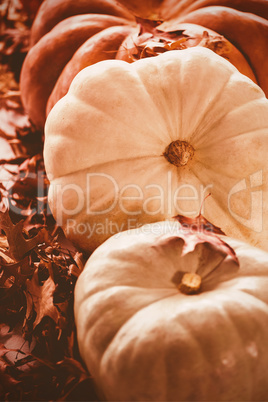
[74,221,268,401]
[44,47,268,253]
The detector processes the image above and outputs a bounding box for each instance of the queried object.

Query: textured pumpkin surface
[119,0,268,20]
[20,0,268,128]
[44,48,268,253]
[74,221,268,401]
[20,13,132,128]
[29,0,134,46]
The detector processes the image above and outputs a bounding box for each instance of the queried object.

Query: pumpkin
[44,47,268,253]
[74,220,268,401]
[20,0,268,128]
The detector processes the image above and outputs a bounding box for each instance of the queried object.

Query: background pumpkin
[44,47,268,253]
[74,220,268,401]
[20,0,268,128]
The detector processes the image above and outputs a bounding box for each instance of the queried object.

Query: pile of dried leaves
[0,1,98,400]
[126,18,231,62]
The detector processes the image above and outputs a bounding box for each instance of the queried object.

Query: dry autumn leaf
[24,270,59,329]
[0,209,47,261]
[173,211,226,235]
[125,18,230,62]
[173,200,239,265]
[0,1,94,399]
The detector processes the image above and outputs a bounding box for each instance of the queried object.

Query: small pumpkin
[44,47,268,253]
[74,220,268,401]
[20,0,268,128]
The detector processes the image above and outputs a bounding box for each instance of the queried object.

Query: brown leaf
[0,208,46,261]
[173,213,239,266]
[128,20,232,65]
[182,229,238,265]
[0,0,31,81]
[0,93,31,151]
[174,212,226,236]
[136,17,163,34]
[0,4,94,400]
[25,270,59,329]
[54,357,91,401]
[72,252,85,274]
[0,255,34,291]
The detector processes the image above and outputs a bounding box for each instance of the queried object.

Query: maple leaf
[173,209,238,264]
[174,212,226,236]
[164,230,239,296]
[173,192,225,235]
[0,208,46,261]
[167,193,239,295]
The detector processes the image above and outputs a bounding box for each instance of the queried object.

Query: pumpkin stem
[178,272,201,294]
[164,140,194,167]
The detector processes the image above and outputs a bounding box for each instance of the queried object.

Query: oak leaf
[25,270,59,329]
[0,209,46,261]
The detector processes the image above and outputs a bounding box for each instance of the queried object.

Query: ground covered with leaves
[0,1,98,400]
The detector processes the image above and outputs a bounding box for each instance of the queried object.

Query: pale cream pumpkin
[74,220,268,401]
[44,47,268,253]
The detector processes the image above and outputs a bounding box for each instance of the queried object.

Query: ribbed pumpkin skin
[20,0,268,128]
[118,0,268,20]
[29,0,134,46]
[44,48,268,253]
[74,221,268,401]
[20,13,133,128]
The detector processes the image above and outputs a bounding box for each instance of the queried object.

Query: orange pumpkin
[20,0,268,128]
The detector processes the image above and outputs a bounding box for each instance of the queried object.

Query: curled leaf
[174,212,226,236]
[173,212,239,268]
